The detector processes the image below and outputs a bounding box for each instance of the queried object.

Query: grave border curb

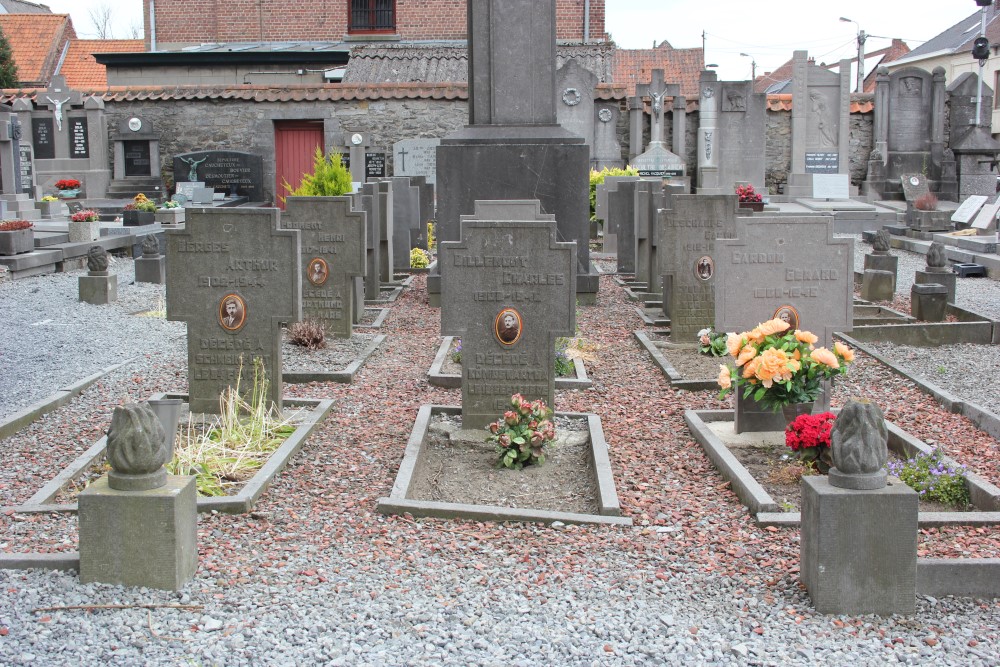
[377,404,631,527]
[5,395,334,516]
[685,409,1000,528]
[0,551,80,573]
[355,307,390,330]
[634,330,718,391]
[427,337,592,390]
[283,334,386,384]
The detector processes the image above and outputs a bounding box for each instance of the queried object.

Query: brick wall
[144,0,606,49]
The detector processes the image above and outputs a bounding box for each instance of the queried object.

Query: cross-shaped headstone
[37,76,83,133]
[635,69,680,147]
[166,208,302,414]
[283,196,367,339]
[658,195,739,339]
[441,200,577,430]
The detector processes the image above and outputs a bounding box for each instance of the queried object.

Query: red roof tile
[0,14,74,86]
[613,41,704,99]
[59,39,144,89]
[765,93,873,114]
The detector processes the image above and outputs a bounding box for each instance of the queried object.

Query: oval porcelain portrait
[219,293,247,332]
[307,257,329,286]
[494,308,523,346]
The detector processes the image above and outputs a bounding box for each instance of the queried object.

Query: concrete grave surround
[392,138,441,186]
[165,208,301,413]
[714,216,853,432]
[282,196,367,339]
[787,51,851,197]
[658,194,740,340]
[172,150,265,201]
[440,200,576,430]
[434,0,595,302]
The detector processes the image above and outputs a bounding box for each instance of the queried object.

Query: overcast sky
[44,0,985,81]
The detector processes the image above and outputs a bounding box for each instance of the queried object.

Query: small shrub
[282,147,351,201]
[914,192,938,211]
[589,166,638,223]
[785,412,836,473]
[426,222,436,251]
[697,328,728,357]
[450,339,462,364]
[288,320,326,350]
[487,394,557,470]
[410,247,430,268]
[887,448,970,507]
[0,219,33,231]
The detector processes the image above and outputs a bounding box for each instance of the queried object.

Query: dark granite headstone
[68,117,89,158]
[365,151,386,179]
[440,200,576,429]
[282,196,367,339]
[32,118,55,160]
[124,141,151,177]
[172,151,264,201]
[16,135,33,195]
[165,208,301,413]
[607,180,639,274]
[900,174,930,202]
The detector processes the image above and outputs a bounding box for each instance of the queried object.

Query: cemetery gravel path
[1,270,1000,665]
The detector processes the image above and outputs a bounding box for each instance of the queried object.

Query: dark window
[349,0,395,33]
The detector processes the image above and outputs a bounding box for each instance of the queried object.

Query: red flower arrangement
[70,210,100,222]
[735,184,763,203]
[55,179,81,191]
[785,412,836,472]
[0,219,33,231]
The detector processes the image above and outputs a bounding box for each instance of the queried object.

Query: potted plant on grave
[68,209,101,243]
[0,219,34,255]
[154,199,185,225]
[123,193,158,226]
[487,393,557,470]
[717,318,854,423]
[736,184,764,212]
[35,195,62,219]
[55,179,82,199]
[785,411,837,473]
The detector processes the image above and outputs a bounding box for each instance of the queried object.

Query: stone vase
[739,201,765,212]
[68,220,100,243]
[123,210,156,226]
[57,188,80,199]
[35,200,61,219]
[0,228,34,255]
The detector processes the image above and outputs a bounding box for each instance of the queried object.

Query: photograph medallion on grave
[307,258,329,287]
[696,256,714,281]
[219,294,248,332]
[495,308,523,346]
[773,305,800,331]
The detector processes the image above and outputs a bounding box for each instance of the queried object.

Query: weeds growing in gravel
[167,358,296,496]
[887,447,971,508]
[288,320,326,350]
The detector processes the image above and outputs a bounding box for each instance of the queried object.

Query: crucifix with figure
[440,201,576,430]
[635,69,680,148]
[166,208,302,414]
[37,79,82,133]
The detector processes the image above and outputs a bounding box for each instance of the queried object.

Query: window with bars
[349,0,396,33]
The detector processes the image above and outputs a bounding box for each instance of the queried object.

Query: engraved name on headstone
[32,118,55,160]
[69,117,89,158]
[172,151,264,201]
[282,196,367,339]
[166,208,301,413]
[440,201,576,429]
[393,138,441,185]
[952,195,988,224]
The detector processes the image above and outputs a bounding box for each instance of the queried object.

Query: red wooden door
[274,120,324,209]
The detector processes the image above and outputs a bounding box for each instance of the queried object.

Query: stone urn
[68,219,101,243]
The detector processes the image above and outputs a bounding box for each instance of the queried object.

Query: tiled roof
[612,41,704,98]
[765,93,873,114]
[59,39,144,89]
[903,6,998,61]
[754,58,794,94]
[0,0,52,12]
[342,42,615,84]
[0,13,73,86]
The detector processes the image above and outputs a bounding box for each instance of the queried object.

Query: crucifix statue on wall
[45,97,71,132]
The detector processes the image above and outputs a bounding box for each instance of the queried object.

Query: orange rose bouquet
[717,318,854,411]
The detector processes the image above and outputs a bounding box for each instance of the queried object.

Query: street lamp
[840,16,866,93]
[740,52,757,81]
[973,0,994,127]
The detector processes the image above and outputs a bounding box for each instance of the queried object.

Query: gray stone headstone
[947,72,1000,199]
[556,59,598,161]
[381,177,421,269]
[700,76,767,194]
[595,175,640,255]
[812,174,850,200]
[165,208,301,414]
[658,195,739,339]
[971,197,1000,232]
[440,200,576,429]
[393,138,441,185]
[952,195,988,224]
[376,181,394,281]
[352,184,382,300]
[900,174,930,202]
[633,179,666,288]
[607,180,639,274]
[282,196,367,339]
[594,103,623,170]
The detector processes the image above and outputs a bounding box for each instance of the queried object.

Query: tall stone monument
[434,0,596,304]
[631,69,686,179]
[947,72,1000,200]
[786,52,851,198]
[697,71,766,195]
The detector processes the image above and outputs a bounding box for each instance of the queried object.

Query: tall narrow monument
[432,0,597,304]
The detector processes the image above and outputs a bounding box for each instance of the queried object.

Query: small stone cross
[635,69,680,146]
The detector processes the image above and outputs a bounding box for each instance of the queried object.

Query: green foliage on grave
[281,147,352,201]
[589,166,638,224]
[488,394,557,470]
[0,25,18,89]
[410,247,430,268]
[887,448,971,508]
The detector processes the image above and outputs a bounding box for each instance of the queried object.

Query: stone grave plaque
[393,138,440,185]
[715,216,853,432]
[812,174,850,200]
[124,140,151,177]
[173,151,264,201]
[900,174,930,202]
[952,195,988,224]
[32,118,55,160]
[176,181,204,200]
[17,143,32,195]
[68,117,89,158]
[283,196,367,339]
[441,203,576,430]
[365,151,386,180]
[659,195,739,339]
[805,152,838,174]
[972,196,1000,231]
[165,208,301,414]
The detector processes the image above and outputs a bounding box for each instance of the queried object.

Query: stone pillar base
[860,269,895,302]
[801,476,917,615]
[135,256,166,284]
[79,475,198,591]
[79,273,118,304]
[911,282,948,321]
[915,269,956,304]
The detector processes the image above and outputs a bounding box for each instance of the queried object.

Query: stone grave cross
[282,196,367,339]
[635,69,680,147]
[166,208,302,414]
[38,77,83,133]
[440,201,577,430]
